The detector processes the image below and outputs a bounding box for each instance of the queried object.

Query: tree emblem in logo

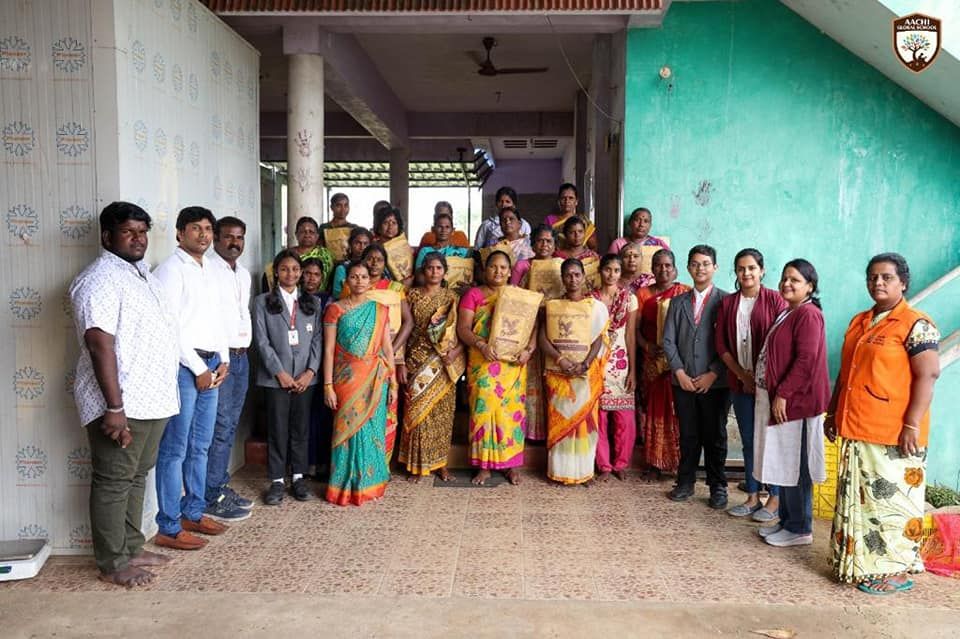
[16,444,48,480]
[14,366,45,400]
[67,446,92,481]
[3,120,35,157]
[6,203,39,238]
[57,122,90,157]
[70,523,92,548]
[893,14,941,73]
[223,59,233,88]
[211,114,222,143]
[0,35,31,73]
[131,40,146,74]
[18,523,48,540]
[60,204,93,240]
[52,37,86,73]
[9,286,41,321]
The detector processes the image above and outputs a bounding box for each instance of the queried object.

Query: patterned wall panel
[0,0,260,553]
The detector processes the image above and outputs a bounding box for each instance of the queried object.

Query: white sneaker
[765,529,813,547]
[758,523,782,538]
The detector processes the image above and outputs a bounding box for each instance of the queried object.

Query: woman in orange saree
[322,262,397,506]
[637,249,690,476]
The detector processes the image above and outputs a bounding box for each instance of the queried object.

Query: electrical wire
[544,14,622,126]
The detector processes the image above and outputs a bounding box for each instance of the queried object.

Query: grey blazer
[253,292,323,388]
[661,286,728,388]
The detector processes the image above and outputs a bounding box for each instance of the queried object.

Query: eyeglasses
[688,261,714,270]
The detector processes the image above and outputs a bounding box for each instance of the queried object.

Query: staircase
[910,267,960,490]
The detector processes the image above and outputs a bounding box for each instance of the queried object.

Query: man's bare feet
[98,565,154,587]
[504,469,521,485]
[129,550,172,568]
[472,469,491,485]
[613,469,627,481]
[596,471,612,483]
[436,467,451,482]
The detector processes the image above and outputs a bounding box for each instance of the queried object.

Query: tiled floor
[5,466,960,610]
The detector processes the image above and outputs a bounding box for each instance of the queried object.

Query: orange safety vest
[836,300,933,446]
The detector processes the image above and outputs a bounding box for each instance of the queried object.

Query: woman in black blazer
[253,250,323,505]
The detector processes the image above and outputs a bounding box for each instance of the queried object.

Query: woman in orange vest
[827,253,941,595]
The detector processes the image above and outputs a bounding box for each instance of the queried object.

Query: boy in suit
[662,245,730,509]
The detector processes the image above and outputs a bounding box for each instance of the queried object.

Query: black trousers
[266,386,316,481]
[673,386,730,489]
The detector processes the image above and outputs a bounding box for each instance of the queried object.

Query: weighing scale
[0,539,52,581]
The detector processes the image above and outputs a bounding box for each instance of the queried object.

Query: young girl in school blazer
[254,249,323,505]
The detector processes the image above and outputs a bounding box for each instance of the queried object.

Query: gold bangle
[324,382,334,387]
[902,423,920,431]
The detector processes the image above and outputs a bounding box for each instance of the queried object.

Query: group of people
[72,186,940,597]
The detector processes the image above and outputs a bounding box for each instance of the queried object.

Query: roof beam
[283,24,409,149]
[259,110,573,140]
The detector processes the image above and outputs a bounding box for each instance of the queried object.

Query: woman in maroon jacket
[715,249,786,521]
[753,259,831,547]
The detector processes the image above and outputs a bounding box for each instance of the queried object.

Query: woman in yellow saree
[539,258,609,485]
[457,250,535,485]
[322,262,397,506]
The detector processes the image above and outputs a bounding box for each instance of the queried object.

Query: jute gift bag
[384,234,413,281]
[543,298,594,371]
[444,256,474,289]
[525,257,564,301]
[489,285,543,360]
[323,226,351,262]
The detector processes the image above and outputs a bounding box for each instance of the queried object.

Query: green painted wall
[929,357,960,489]
[624,0,960,371]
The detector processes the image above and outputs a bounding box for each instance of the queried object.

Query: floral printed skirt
[830,439,927,583]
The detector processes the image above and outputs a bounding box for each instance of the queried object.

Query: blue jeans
[155,356,220,536]
[205,351,249,504]
[778,419,813,534]
[731,391,779,498]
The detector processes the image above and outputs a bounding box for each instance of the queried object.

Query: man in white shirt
[70,201,180,586]
[152,207,231,549]
[203,216,255,521]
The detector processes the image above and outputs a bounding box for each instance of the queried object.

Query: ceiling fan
[470,37,549,77]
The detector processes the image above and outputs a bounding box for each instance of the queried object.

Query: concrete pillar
[286,53,324,247]
[389,146,410,232]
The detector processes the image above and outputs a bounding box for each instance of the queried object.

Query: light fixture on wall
[659,65,674,94]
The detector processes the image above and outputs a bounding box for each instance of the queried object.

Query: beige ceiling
[231,26,594,113]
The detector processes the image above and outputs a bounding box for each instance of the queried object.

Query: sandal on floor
[857,578,914,595]
[727,502,762,517]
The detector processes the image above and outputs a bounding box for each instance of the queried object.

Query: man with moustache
[152,207,232,550]
[203,216,255,521]
[70,201,180,586]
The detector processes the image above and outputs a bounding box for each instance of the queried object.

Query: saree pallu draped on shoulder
[545,298,609,484]
[399,288,459,475]
[463,288,527,469]
[324,300,391,506]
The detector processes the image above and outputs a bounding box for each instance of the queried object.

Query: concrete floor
[2,465,959,638]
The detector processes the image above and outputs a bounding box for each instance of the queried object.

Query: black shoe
[668,484,695,502]
[708,489,729,510]
[264,482,285,506]
[737,480,748,492]
[291,478,311,501]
